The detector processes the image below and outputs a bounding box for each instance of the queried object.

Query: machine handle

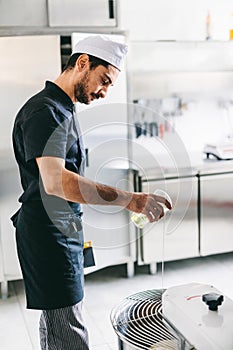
[108,0,115,19]
[202,293,224,311]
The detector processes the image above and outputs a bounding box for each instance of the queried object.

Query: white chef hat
[72,35,128,71]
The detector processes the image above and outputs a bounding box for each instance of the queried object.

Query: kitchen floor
[1,252,233,350]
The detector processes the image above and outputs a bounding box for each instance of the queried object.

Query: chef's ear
[76,54,89,71]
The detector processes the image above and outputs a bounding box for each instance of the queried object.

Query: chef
[11,35,171,350]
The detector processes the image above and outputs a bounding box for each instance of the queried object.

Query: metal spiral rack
[110,289,187,350]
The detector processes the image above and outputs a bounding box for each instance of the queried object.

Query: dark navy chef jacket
[11,81,86,310]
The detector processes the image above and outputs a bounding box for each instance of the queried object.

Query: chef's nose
[99,86,108,99]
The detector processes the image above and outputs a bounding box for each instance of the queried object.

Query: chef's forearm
[37,156,147,212]
[61,167,134,208]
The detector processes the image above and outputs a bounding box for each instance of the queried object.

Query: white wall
[120,0,233,41]
[127,42,233,99]
[119,1,233,154]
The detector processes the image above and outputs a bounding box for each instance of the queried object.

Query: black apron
[12,201,85,310]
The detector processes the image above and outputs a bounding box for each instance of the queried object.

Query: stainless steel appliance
[71,33,136,277]
[163,283,233,350]
[199,171,233,256]
[111,289,183,350]
[137,174,199,274]
[48,0,117,27]
[0,35,61,297]
[203,142,233,160]
[128,98,200,273]
[111,283,233,350]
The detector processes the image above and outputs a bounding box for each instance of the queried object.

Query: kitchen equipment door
[0,35,61,293]
[71,33,135,276]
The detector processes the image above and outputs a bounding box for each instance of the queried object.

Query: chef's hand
[127,192,172,222]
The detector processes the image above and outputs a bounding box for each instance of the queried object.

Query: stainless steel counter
[137,154,233,180]
[132,152,233,272]
[197,158,233,175]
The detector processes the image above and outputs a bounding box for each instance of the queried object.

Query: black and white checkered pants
[39,301,89,350]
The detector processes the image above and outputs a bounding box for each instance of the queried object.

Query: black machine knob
[202,293,224,311]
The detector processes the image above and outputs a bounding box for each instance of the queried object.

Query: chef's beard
[75,71,101,104]
[74,72,90,104]
[74,72,99,105]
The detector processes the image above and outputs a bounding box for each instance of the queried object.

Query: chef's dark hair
[63,53,109,72]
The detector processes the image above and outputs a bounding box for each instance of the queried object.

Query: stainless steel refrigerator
[0,35,61,296]
[72,33,136,277]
